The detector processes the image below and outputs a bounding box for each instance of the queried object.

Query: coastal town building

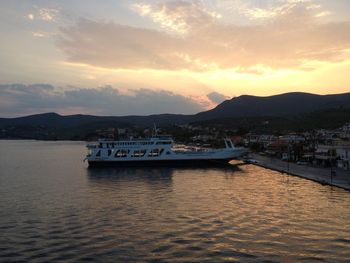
[241,128,350,171]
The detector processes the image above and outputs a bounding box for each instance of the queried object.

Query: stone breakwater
[247,154,350,191]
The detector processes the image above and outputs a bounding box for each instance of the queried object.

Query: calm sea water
[1,140,350,262]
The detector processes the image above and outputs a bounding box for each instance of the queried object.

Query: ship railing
[173,148,216,153]
[224,138,236,149]
[97,136,174,142]
[150,135,173,140]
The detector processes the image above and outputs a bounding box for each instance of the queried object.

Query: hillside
[191,108,350,134]
[194,92,350,121]
[1,92,350,139]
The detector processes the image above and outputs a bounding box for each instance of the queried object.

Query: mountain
[1,92,350,139]
[194,92,350,121]
[0,112,192,128]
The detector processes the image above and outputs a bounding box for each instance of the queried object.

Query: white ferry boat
[85,135,246,167]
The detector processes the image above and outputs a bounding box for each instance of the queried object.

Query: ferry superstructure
[85,135,246,167]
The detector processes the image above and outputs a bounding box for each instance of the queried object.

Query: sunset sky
[1,0,350,117]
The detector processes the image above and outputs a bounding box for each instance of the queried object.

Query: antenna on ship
[153,123,158,137]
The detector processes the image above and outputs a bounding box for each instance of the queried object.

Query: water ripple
[1,141,350,262]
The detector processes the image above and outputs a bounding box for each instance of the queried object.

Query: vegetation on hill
[191,108,350,135]
[1,92,350,140]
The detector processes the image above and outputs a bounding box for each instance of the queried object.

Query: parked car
[297,161,309,165]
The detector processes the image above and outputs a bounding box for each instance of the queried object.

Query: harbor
[1,140,350,262]
[246,153,350,191]
[2,1,350,261]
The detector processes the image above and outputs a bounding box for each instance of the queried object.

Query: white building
[316,142,350,170]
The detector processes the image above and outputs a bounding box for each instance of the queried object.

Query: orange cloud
[57,1,350,73]
[131,1,221,34]
[38,8,59,22]
[27,13,34,20]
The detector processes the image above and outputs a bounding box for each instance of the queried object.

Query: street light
[287,143,290,174]
[330,149,336,185]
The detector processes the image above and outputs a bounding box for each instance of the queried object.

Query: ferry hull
[88,158,233,167]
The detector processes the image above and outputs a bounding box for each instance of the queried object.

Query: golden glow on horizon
[59,56,350,99]
[2,0,350,101]
[1,0,350,117]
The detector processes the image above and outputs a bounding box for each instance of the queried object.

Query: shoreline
[247,154,350,191]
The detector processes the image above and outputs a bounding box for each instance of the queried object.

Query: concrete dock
[248,154,350,191]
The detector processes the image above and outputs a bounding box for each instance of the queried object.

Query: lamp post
[287,143,290,174]
[330,159,333,184]
[330,149,336,185]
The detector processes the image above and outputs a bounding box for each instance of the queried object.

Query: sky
[1,0,350,117]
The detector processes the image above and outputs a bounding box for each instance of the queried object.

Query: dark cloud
[57,1,350,72]
[0,84,204,117]
[207,91,229,104]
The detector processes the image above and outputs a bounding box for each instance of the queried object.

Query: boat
[85,134,247,167]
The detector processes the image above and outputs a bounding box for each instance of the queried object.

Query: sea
[1,140,350,262]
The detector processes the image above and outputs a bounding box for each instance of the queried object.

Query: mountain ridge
[1,92,350,128]
[194,92,350,121]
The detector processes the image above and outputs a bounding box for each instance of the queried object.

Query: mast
[153,123,158,137]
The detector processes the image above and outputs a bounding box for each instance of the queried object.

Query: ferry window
[96,150,101,157]
[132,150,146,157]
[148,149,160,157]
[108,149,112,156]
[166,151,170,155]
[115,150,128,157]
